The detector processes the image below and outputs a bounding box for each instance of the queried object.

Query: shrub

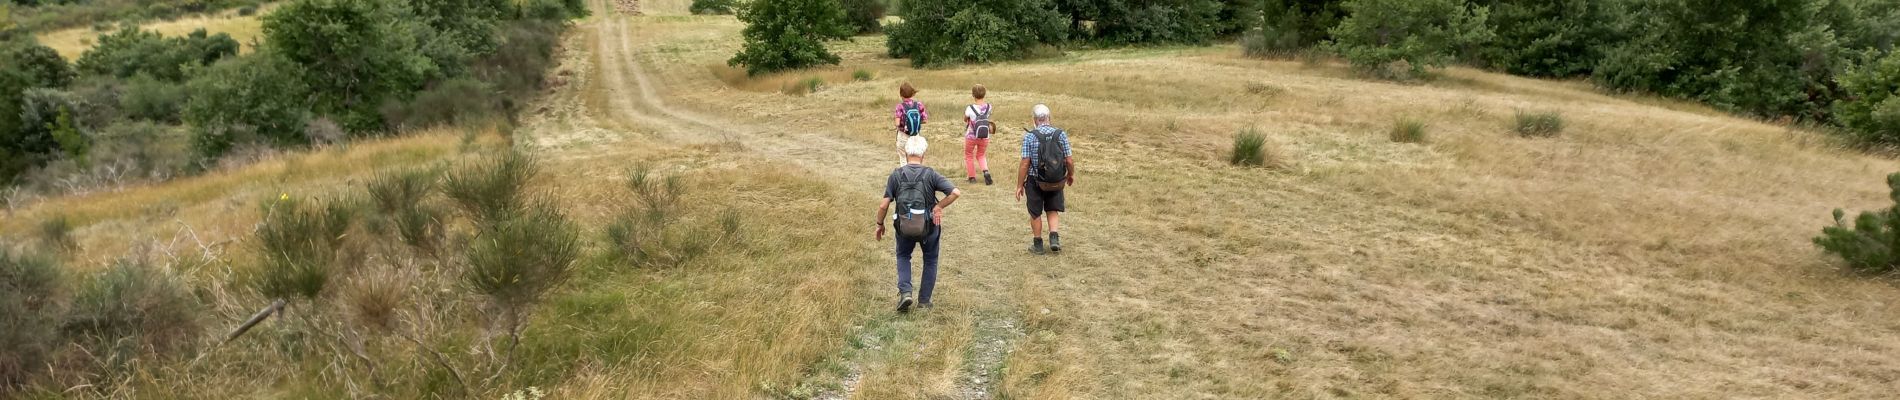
[238,5,259,16]
[853,69,874,81]
[1837,51,1900,144]
[251,195,358,300]
[37,214,77,253]
[382,78,502,131]
[0,249,62,390]
[464,202,579,327]
[605,167,719,268]
[183,54,311,161]
[886,0,1068,67]
[1230,128,1272,167]
[65,258,203,362]
[1326,0,1493,80]
[365,168,444,253]
[264,0,435,133]
[1389,117,1426,143]
[91,121,190,179]
[1513,110,1565,138]
[690,0,738,15]
[1473,0,1618,77]
[120,75,186,123]
[727,0,854,75]
[1816,173,1900,274]
[76,27,240,82]
[442,152,538,223]
[841,0,886,34]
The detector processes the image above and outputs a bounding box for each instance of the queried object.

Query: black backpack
[1033,128,1068,191]
[893,167,936,239]
[970,105,993,139]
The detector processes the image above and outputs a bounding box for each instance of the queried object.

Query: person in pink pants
[962,84,994,185]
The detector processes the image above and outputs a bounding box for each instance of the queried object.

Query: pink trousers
[963,137,989,178]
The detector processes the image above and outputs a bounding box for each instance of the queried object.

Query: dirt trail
[541,3,1050,398]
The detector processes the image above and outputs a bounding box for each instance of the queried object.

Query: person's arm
[874,197,892,240]
[1015,158,1030,200]
[893,104,904,133]
[1065,157,1075,186]
[1061,132,1074,185]
[933,189,962,224]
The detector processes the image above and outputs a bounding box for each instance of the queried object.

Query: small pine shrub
[366,168,444,253]
[38,214,78,254]
[0,249,63,389]
[626,165,682,215]
[465,203,581,310]
[443,152,539,223]
[1390,118,1427,143]
[252,196,358,300]
[1230,128,1271,167]
[1514,110,1565,138]
[66,258,203,362]
[1816,173,1900,274]
[853,69,874,81]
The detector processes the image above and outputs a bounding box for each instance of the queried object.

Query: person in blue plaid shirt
[1014,104,1073,254]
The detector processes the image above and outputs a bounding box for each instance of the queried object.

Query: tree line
[0,0,588,192]
[726,0,1900,145]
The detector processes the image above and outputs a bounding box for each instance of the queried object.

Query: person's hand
[932,207,945,225]
[1066,176,1075,187]
[875,224,886,241]
[1015,185,1024,201]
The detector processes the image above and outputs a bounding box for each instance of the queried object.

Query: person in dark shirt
[875,135,961,312]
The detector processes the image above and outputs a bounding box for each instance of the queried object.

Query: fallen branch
[224,298,287,344]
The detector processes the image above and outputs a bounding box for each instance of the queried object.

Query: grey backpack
[970,105,993,139]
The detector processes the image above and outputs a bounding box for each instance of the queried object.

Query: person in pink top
[893,82,928,164]
[962,84,994,185]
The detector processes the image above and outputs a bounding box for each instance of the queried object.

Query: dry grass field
[36,4,274,60]
[7,0,1900,398]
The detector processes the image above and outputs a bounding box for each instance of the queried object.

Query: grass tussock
[853,69,874,81]
[66,258,204,364]
[1514,110,1566,138]
[1230,128,1278,168]
[38,215,79,254]
[0,249,63,391]
[1390,117,1428,143]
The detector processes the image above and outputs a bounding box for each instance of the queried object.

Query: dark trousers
[895,225,942,304]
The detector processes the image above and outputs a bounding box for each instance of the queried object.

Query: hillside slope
[7,0,1900,398]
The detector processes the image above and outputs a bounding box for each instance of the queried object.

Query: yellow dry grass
[13,1,1900,398]
[35,4,274,60]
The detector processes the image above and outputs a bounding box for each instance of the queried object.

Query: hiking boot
[1029,238,1045,255]
[968,177,979,184]
[1049,232,1062,253]
[983,171,993,186]
[918,303,934,311]
[897,293,914,313]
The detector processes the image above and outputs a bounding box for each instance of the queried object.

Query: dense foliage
[0,0,585,188]
[690,0,738,15]
[6,0,272,32]
[841,0,886,34]
[1816,173,1900,274]
[1325,0,1492,80]
[885,0,1067,67]
[727,0,853,75]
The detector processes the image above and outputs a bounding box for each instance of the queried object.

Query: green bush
[264,0,435,133]
[1837,51,1900,144]
[1472,0,1619,77]
[65,258,203,362]
[853,69,874,81]
[841,0,886,34]
[1,38,77,184]
[0,249,62,391]
[442,152,538,223]
[727,0,854,75]
[76,27,239,82]
[1230,128,1272,167]
[182,54,310,161]
[690,0,738,15]
[1326,0,1493,80]
[381,78,500,131]
[1816,173,1900,274]
[1389,117,1426,143]
[1513,110,1564,138]
[886,0,1068,67]
[365,168,445,254]
[464,202,579,313]
[251,195,358,300]
[120,75,186,123]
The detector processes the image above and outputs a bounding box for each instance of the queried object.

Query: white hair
[905,135,928,157]
[1033,104,1051,121]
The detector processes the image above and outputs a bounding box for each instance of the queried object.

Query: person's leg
[895,235,917,295]
[1046,189,1065,251]
[919,226,941,305]
[1025,181,1046,253]
[896,132,907,165]
[976,138,989,171]
[963,137,979,180]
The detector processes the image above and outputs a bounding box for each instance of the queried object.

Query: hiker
[1015,104,1072,254]
[893,82,928,164]
[963,84,995,185]
[875,135,962,312]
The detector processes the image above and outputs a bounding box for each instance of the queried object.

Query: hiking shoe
[918,303,934,311]
[1049,232,1062,253]
[1030,238,1045,255]
[983,171,993,186]
[897,293,914,313]
[968,177,978,184]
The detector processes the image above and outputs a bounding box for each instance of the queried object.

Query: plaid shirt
[1020,124,1071,177]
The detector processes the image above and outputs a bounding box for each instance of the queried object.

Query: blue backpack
[901,101,923,136]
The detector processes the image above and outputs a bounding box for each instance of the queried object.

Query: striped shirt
[1020,125,1071,177]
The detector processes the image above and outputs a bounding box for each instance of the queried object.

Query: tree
[76,27,239,81]
[1470,0,1620,77]
[841,0,886,34]
[264,0,436,133]
[1837,51,1900,144]
[886,0,1068,67]
[183,54,311,160]
[1326,0,1493,80]
[727,0,853,76]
